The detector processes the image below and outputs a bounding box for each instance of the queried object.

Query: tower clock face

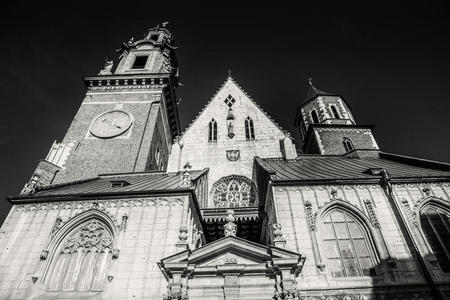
[90,110,133,138]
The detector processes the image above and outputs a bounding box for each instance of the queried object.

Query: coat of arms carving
[226,150,240,161]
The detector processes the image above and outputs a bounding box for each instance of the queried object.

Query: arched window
[208,119,217,142]
[420,205,450,272]
[44,219,113,291]
[245,117,255,140]
[320,209,376,277]
[310,109,319,124]
[343,137,354,152]
[330,105,340,119]
[211,175,257,208]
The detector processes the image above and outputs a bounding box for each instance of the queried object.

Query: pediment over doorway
[159,236,304,299]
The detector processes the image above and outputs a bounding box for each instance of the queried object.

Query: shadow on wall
[293,256,448,300]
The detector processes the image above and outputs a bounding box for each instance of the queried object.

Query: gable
[180,76,290,140]
[166,77,297,207]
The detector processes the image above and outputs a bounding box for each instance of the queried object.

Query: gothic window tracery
[244,117,255,140]
[208,119,217,142]
[319,209,376,277]
[44,219,113,292]
[211,176,257,208]
[342,137,354,152]
[420,205,450,272]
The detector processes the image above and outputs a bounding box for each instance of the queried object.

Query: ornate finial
[98,58,114,75]
[128,37,134,44]
[330,188,338,199]
[422,186,432,197]
[21,173,41,195]
[178,226,188,241]
[272,223,286,248]
[161,21,169,28]
[308,77,313,86]
[180,162,192,187]
[224,209,237,237]
[227,69,232,78]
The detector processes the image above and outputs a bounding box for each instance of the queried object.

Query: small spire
[305,77,330,101]
[227,69,232,79]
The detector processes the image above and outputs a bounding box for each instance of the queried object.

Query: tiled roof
[27,169,209,197]
[256,153,450,182]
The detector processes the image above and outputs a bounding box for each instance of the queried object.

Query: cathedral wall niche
[54,91,164,184]
[167,79,297,207]
[0,196,200,300]
[269,183,428,294]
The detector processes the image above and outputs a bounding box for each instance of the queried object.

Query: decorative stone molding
[304,200,317,231]
[20,173,42,195]
[273,289,301,300]
[401,198,418,227]
[112,248,120,259]
[175,226,189,251]
[85,76,169,92]
[51,217,63,237]
[272,223,286,248]
[316,263,326,272]
[180,162,192,187]
[40,249,49,260]
[163,290,188,300]
[422,186,432,197]
[363,199,380,228]
[224,209,237,237]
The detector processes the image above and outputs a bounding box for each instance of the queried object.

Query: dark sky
[1,1,450,225]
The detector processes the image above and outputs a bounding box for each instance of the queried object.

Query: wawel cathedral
[1,25,450,300]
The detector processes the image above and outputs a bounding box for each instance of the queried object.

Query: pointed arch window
[208,119,217,142]
[343,137,354,152]
[330,105,340,119]
[320,209,376,277]
[420,205,450,272]
[211,175,257,208]
[245,117,255,140]
[311,109,319,124]
[44,219,114,291]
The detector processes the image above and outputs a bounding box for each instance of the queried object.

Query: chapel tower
[295,79,379,155]
[30,24,181,186]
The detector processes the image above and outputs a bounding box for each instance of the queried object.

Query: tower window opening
[245,117,255,140]
[208,119,217,142]
[132,55,148,69]
[311,110,320,124]
[331,105,340,119]
[343,137,354,152]
[149,34,159,42]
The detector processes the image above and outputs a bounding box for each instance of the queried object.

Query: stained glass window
[320,210,375,277]
[211,176,257,208]
[420,206,450,272]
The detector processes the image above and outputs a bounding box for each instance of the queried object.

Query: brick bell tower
[27,24,181,187]
[295,79,380,156]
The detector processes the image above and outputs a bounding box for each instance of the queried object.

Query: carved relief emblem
[226,150,240,161]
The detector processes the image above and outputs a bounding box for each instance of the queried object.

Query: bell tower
[28,24,181,187]
[295,79,380,156]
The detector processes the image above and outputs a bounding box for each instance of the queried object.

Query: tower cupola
[295,79,379,156]
[114,23,179,79]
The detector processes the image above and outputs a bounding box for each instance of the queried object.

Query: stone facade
[2,25,450,300]
[167,77,296,207]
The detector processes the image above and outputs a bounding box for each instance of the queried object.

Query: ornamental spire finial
[227,69,232,79]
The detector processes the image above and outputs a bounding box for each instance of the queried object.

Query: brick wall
[52,89,166,183]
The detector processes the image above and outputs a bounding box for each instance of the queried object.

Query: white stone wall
[392,182,450,282]
[167,78,296,207]
[0,196,201,300]
[269,183,428,292]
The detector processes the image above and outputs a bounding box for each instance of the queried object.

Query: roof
[256,153,450,183]
[16,169,209,199]
[305,81,331,101]
[179,75,292,139]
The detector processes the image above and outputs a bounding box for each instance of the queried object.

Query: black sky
[1,1,450,225]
